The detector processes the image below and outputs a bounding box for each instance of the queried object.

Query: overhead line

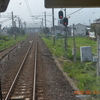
[32,8,84,23]
[0,18,12,23]
[66,8,83,16]
[24,0,34,21]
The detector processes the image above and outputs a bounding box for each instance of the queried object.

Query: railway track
[0,41,24,58]
[2,34,44,100]
[0,34,35,61]
[1,33,81,100]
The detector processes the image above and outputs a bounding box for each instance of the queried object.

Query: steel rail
[33,38,38,100]
[1,41,24,58]
[4,40,33,100]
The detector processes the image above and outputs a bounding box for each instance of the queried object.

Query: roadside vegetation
[41,34,100,97]
[0,34,27,50]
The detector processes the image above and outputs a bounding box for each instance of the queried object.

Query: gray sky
[1,0,100,27]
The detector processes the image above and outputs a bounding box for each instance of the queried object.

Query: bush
[42,35,97,91]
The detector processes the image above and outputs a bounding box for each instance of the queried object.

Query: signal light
[63,18,68,26]
[58,11,63,19]
[60,16,63,18]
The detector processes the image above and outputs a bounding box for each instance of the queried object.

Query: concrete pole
[64,8,68,59]
[44,12,46,28]
[42,18,43,27]
[73,24,76,62]
[97,34,100,100]
[97,35,100,76]
[0,25,1,35]
[0,13,1,35]
[24,22,26,34]
[52,8,55,46]
[11,11,14,34]
[42,18,43,33]
[18,17,21,34]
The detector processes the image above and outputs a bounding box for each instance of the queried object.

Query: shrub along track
[0,36,27,57]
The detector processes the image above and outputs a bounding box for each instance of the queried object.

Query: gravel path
[38,36,81,100]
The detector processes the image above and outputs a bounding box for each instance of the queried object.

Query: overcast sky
[1,0,100,27]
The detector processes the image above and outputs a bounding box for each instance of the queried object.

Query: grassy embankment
[42,34,99,93]
[0,35,27,50]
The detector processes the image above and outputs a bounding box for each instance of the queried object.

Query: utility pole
[44,12,46,28]
[97,34,100,100]
[18,17,21,34]
[44,12,46,34]
[20,20,23,30]
[42,18,43,27]
[24,21,26,34]
[11,11,14,34]
[64,8,68,59]
[0,13,1,35]
[0,25,1,35]
[42,18,43,33]
[52,8,55,46]
[97,34,100,76]
[14,21,16,39]
[73,24,76,62]
[14,21,16,31]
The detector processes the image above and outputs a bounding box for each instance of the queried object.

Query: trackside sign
[89,32,96,38]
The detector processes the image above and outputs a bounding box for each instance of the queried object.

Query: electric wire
[0,19,12,23]
[24,0,34,21]
[32,8,84,23]
[66,8,83,17]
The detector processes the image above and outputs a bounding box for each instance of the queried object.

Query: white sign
[89,32,95,38]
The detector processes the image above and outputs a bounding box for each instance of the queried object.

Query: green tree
[91,24,100,37]
[91,24,97,37]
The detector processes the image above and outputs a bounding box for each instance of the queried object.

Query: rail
[4,40,33,100]
[33,39,38,100]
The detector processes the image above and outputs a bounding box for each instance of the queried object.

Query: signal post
[58,9,68,59]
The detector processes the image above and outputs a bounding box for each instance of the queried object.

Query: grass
[41,34,99,97]
[68,36,97,60]
[63,61,96,91]
[0,35,27,50]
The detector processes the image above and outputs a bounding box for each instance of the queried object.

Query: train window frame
[45,0,100,8]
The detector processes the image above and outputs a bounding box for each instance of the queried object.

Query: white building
[50,26,64,36]
[58,20,65,28]
[71,23,86,36]
[1,28,8,35]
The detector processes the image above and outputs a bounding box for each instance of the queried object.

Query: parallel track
[4,36,38,100]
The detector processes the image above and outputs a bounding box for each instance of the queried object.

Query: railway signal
[58,11,63,19]
[63,18,68,26]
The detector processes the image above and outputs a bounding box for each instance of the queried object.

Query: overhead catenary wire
[66,8,83,17]
[32,8,84,23]
[20,6,84,27]
[24,0,34,21]
[0,19,12,23]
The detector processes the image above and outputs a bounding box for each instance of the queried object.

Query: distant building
[1,27,8,35]
[58,20,71,35]
[93,18,100,23]
[58,20,65,28]
[91,23,100,27]
[50,26,65,36]
[71,23,86,36]
[85,25,91,35]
